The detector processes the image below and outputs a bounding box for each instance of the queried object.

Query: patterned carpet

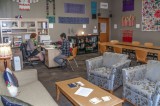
[24,53,134,106]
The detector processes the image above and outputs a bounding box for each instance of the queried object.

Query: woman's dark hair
[60,33,66,38]
[30,33,37,38]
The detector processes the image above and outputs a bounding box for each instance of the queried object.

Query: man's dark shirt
[60,39,70,57]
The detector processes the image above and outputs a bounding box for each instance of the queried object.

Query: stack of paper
[89,97,102,104]
[102,96,112,101]
[74,87,93,97]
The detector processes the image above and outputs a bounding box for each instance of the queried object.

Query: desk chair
[135,49,148,64]
[66,47,78,71]
[20,43,39,67]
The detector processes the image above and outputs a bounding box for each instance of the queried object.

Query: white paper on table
[74,87,93,97]
[76,81,84,86]
[102,96,111,102]
[89,97,102,104]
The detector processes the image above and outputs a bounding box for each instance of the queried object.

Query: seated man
[54,33,70,67]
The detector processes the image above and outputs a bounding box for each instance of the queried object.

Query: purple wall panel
[64,3,85,14]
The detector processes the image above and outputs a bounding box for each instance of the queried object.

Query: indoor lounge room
[0,0,160,106]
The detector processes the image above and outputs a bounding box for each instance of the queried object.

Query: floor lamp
[0,44,12,70]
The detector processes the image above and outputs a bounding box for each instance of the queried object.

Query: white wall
[0,0,111,41]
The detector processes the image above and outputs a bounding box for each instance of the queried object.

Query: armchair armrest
[152,81,160,106]
[112,59,131,74]
[122,65,147,84]
[13,69,38,86]
[85,56,103,74]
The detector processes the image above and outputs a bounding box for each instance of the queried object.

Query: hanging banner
[122,0,134,12]
[91,1,97,19]
[19,0,30,11]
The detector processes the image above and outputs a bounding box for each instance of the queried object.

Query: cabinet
[68,35,98,55]
[0,18,49,47]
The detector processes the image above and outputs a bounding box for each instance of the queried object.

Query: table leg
[56,85,60,101]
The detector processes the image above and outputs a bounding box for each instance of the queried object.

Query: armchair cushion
[125,79,156,99]
[90,67,112,79]
[102,52,128,68]
[1,95,32,106]
[145,60,160,82]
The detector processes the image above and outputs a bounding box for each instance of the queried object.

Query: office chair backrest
[20,43,28,60]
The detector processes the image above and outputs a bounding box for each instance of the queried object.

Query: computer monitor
[38,35,51,43]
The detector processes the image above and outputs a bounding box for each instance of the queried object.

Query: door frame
[98,17,110,42]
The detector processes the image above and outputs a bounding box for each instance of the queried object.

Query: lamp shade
[0,44,12,59]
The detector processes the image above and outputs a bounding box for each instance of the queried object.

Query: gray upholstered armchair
[123,60,160,106]
[86,52,131,92]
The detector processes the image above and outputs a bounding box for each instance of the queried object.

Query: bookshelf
[68,35,98,55]
[0,18,49,47]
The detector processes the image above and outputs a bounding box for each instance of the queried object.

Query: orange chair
[144,42,156,59]
[135,49,148,64]
[66,47,78,71]
[129,41,141,58]
[144,42,153,47]
[110,40,119,44]
[132,41,140,46]
[98,42,107,54]
[113,46,123,54]
[158,53,160,61]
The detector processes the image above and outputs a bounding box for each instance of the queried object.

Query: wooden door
[98,18,110,42]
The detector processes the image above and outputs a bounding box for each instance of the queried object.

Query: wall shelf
[0,18,49,47]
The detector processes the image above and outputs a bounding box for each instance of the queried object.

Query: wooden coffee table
[55,77,123,106]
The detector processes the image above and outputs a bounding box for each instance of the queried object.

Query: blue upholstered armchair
[86,52,131,92]
[123,60,160,106]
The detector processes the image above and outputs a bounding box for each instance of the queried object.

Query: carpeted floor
[24,53,135,106]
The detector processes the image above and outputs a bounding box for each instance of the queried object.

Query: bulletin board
[142,0,160,31]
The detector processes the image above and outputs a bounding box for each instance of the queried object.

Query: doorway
[98,18,110,42]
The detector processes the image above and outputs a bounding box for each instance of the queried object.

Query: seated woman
[27,33,44,62]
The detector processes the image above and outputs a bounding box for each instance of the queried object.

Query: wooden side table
[0,58,12,71]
